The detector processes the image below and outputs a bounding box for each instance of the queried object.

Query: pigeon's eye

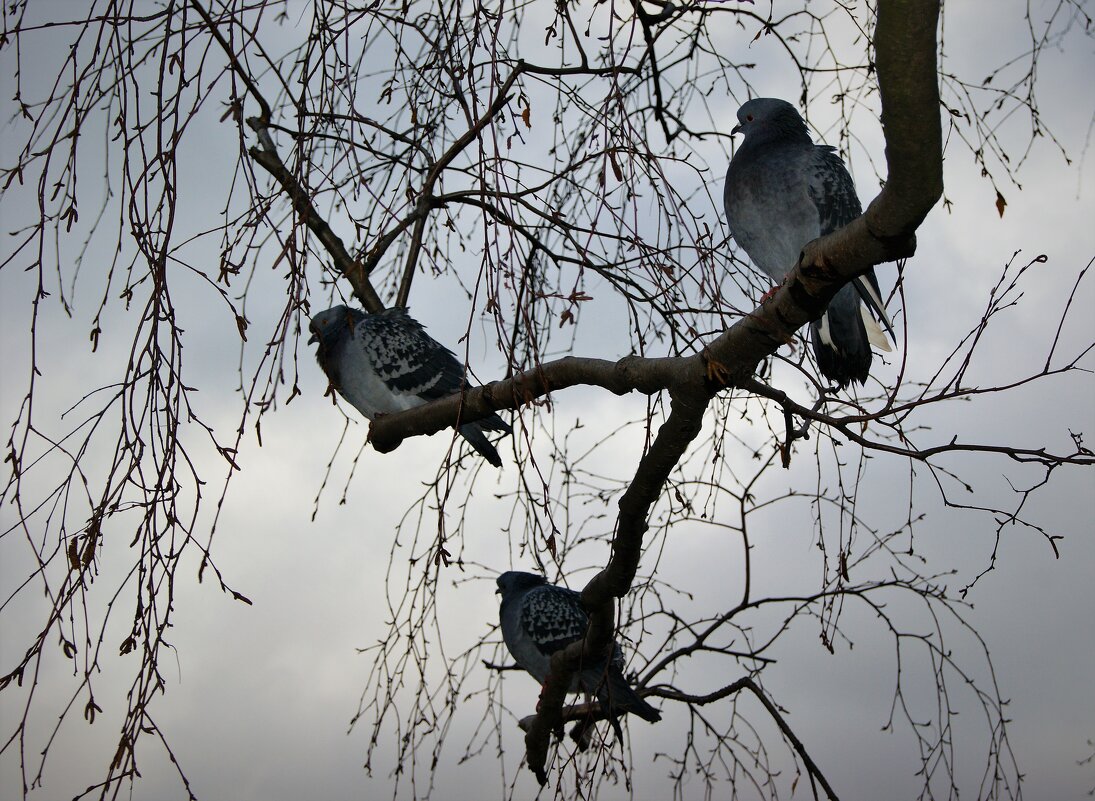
[746,114,754,122]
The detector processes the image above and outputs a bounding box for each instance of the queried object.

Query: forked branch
[368,0,945,783]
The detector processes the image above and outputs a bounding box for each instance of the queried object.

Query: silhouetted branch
[246,119,384,313]
[370,0,946,781]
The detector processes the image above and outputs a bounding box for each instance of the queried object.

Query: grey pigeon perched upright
[724,97,894,389]
[308,305,511,466]
[496,571,661,724]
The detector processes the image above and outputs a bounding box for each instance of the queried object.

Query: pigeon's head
[308,305,354,348]
[496,571,547,600]
[731,98,809,142]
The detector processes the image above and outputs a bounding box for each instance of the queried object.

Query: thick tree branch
[524,396,707,782]
[870,0,945,238]
[368,354,697,453]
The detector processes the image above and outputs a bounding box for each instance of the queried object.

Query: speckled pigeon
[724,97,894,389]
[496,571,661,724]
[308,305,511,466]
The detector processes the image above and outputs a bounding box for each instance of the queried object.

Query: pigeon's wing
[808,145,862,235]
[808,146,894,342]
[520,585,589,657]
[366,309,512,444]
[520,589,659,723]
[359,308,466,402]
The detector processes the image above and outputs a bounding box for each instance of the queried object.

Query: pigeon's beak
[495,587,502,595]
[307,332,318,345]
[731,123,742,136]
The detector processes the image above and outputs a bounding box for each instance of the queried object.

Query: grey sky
[2,2,1094,800]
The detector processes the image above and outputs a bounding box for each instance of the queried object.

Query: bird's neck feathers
[498,572,547,604]
[312,323,352,379]
[498,592,518,617]
[739,114,813,153]
[319,320,354,350]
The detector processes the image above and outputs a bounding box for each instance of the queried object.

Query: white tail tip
[861,307,893,352]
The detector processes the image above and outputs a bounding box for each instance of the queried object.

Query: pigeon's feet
[759,284,781,303]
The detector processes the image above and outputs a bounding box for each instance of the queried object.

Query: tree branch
[246,119,384,313]
[193,0,383,310]
[394,67,523,308]
[369,354,695,453]
[524,396,707,782]
[366,1,945,783]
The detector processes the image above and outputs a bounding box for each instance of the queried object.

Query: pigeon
[724,97,894,389]
[308,305,511,466]
[496,571,661,724]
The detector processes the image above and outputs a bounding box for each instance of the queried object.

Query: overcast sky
[1,2,1093,800]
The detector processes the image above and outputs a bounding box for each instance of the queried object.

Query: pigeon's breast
[335,351,425,418]
[725,147,821,282]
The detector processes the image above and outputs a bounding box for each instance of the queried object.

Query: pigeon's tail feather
[596,668,662,723]
[477,412,512,434]
[861,307,892,352]
[852,273,895,344]
[458,423,503,467]
[811,286,872,390]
